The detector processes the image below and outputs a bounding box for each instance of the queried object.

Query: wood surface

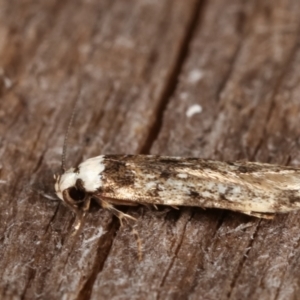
[1,0,300,299]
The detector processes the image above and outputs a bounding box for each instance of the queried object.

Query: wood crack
[157,209,194,300]
[227,220,261,299]
[77,218,120,300]
[140,0,206,154]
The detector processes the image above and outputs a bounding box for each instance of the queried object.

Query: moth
[54,154,300,228]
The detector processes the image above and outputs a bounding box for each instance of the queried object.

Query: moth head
[54,156,105,208]
[54,169,87,208]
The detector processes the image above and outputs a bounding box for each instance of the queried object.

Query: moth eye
[68,187,86,202]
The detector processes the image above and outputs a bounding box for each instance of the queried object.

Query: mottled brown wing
[96,155,300,215]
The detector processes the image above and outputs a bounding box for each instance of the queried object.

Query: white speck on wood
[187,69,204,83]
[4,77,12,88]
[186,104,202,118]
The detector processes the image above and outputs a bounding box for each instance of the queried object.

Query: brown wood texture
[1,0,300,299]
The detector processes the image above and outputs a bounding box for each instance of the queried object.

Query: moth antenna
[61,90,81,173]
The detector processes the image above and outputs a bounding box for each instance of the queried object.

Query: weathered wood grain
[1,0,300,299]
[0,0,200,299]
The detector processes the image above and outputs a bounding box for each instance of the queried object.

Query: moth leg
[131,228,143,261]
[73,212,83,231]
[142,204,157,210]
[82,196,91,212]
[99,197,138,207]
[95,198,141,257]
[73,197,92,231]
[241,211,275,219]
[95,198,137,226]
[109,206,137,227]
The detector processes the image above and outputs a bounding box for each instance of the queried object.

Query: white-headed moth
[54,154,300,228]
[55,96,300,229]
